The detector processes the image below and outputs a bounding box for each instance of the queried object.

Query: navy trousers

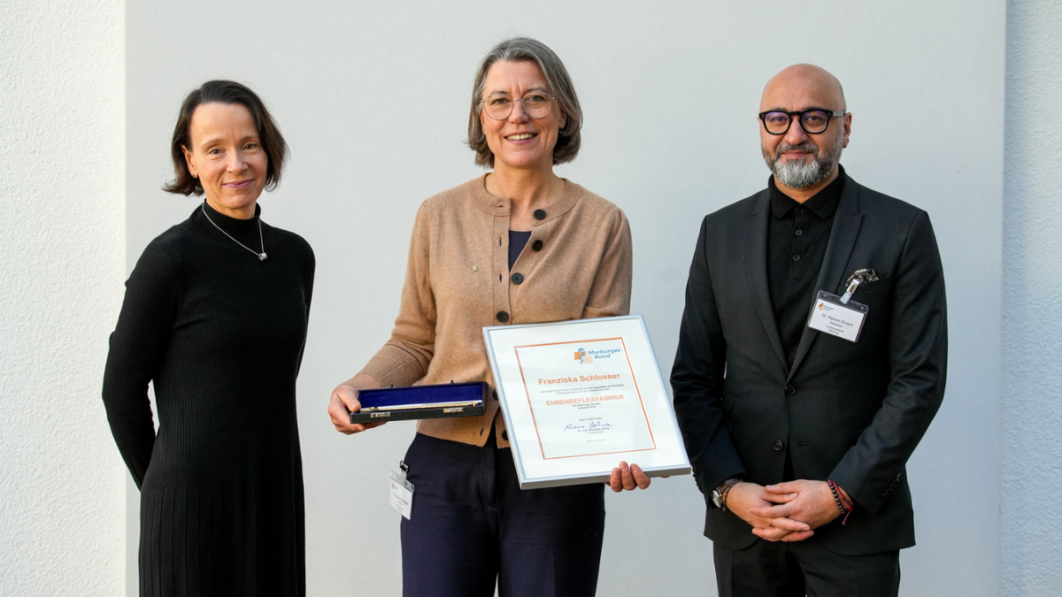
[400,432,605,597]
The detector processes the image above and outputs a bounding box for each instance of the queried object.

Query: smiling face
[479,60,566,174]
[181,102,268,219]
[759,64,851,197]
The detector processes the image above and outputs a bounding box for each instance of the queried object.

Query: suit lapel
[786,180,865,383]
[745,191,788,374]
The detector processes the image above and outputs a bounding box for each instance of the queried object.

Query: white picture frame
[484,315,691,489]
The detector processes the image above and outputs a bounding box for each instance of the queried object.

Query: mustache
[776,143,818,153]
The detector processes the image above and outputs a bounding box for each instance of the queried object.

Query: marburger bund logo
[574,347,622,364]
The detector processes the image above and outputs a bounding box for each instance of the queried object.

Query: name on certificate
[514,338,657,460]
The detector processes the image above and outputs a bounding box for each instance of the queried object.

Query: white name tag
[806,291,868,343]
[389,469,414,520]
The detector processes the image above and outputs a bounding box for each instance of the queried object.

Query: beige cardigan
[359,175,632,447]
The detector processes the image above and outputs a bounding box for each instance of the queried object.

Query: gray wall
[11,0,1062,595]
[1003,1,1062,595]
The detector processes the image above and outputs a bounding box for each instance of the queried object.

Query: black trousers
[714,538,900,597]
[400,432,605,597]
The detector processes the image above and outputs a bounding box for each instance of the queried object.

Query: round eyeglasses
[481,93,558,120]
[758,109,847,135]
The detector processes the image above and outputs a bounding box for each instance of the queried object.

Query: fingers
[609,461,634,492]
[749,503,795,520]
[751,526,789,541]
[780,530,815,542]
[631,463,651,489]
[765,481,802,494]
[328,386,382,435]
[752,525,814,542]
[762,490,799,504]
[754,513,810,532]
[608,462,651,492]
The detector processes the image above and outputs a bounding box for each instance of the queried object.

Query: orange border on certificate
[513,337,657,460]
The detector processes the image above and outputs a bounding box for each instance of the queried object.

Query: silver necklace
[200,203,267,261]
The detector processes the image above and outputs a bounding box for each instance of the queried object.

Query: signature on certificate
[563,421,612,432]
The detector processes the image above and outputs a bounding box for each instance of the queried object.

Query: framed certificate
[484,315,691,489]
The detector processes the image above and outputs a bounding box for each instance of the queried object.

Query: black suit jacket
[671,175,947,556]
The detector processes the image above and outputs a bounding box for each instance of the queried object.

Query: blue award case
[349,381,487,424]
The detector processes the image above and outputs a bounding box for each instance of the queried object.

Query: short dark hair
[467,38,582,168]
[163,80,288,196]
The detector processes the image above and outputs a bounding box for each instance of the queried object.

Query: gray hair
[467,37,582,168]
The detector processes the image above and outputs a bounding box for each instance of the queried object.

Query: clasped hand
[727,480,844,542]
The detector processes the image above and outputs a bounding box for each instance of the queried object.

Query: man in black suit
[671,64,947,596]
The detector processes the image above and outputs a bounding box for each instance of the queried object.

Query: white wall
[1003,1,1062,595]
[123,2,1004,595]
[0,1,126,596]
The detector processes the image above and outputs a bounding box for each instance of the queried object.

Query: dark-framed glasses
[758,109,847,135]
[481,92,558,120]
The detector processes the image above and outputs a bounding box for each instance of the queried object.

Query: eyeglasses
[481,93,558,120]
[758,109,847,135]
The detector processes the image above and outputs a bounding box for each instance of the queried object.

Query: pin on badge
[840,268,879,304]
[472,266,478,272]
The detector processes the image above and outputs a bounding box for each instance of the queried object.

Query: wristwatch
[710,477,743,511]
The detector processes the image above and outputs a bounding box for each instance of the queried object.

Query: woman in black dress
[103,80,314,596]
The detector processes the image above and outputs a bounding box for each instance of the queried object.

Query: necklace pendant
[259,253,268,261]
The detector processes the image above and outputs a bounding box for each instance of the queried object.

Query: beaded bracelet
[826,479,853,525]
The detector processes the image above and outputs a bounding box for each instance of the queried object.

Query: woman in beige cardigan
[328,37,646,597]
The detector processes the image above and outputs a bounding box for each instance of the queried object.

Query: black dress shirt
[768,167,846,481]
[767,166,847,368]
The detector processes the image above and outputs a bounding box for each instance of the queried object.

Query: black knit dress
[103,202,314,596]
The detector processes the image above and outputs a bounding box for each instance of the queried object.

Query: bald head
[760,64,846,113]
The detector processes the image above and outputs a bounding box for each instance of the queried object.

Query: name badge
[389,462,414,520]
[806,290,868,343]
